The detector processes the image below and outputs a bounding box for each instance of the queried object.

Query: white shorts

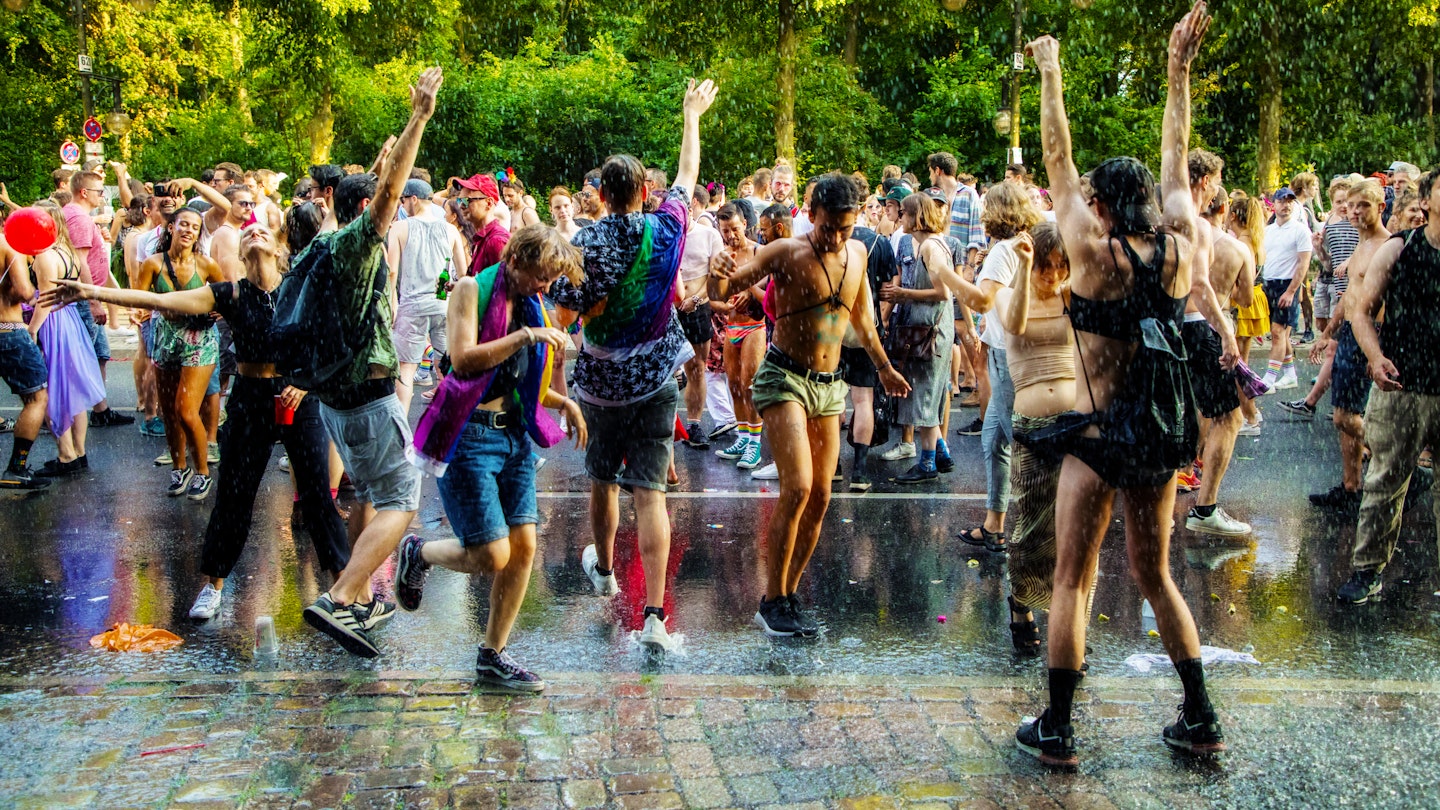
[393,303,448,365]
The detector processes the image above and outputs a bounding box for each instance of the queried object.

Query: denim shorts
[1331,322,1372,414]
[0,329,48,396]
[580,380,678,490]
[436,421,538,546]
[319,393,423,511]
[1263,279,1299,331]
[76,303,110,362]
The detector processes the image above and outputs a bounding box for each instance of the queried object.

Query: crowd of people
[3,0,1439,769]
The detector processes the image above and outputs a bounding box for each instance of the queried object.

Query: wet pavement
[3,348,1440,808]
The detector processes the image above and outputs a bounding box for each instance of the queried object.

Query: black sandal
[959,526,1007,553]
[1008,596,1041,655]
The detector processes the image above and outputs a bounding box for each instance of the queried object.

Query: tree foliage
[0,0,1433,202]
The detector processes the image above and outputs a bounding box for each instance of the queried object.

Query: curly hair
[504,224,584,287]
[980,181,1042,240]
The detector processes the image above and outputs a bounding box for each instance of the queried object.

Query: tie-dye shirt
[551,186,693,406]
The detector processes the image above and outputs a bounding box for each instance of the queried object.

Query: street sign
[84,142,104,160]
[60,140,81,165]
[83,117,103,143]
[1012,52,1025,71]
[77,54,92,73]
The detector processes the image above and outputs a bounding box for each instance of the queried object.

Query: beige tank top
[1006,309,1075,390]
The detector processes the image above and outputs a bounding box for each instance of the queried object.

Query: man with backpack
[295,67,444,658]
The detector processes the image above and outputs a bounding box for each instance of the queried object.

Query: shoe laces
[486,648,525,676]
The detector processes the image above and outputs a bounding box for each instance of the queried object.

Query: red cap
[456,174,500,202]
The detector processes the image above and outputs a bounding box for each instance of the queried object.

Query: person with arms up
[548,80,717,654]
[299,67,445,658]
[1015,3,1226,767]
[710,172,909,637]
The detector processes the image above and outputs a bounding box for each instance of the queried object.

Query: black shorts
[1263,279,1300,331]
[216,319,238,378]
[840,345,878,388]
[1331,322,1372,414]
[1067,433,1177,490]
[1181,320,1240,419]
[677,303,714,346]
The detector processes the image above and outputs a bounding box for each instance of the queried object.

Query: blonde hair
[33,200,81,267]
[981,181,1043,240]
[1327,176,1354,201]
[901,193,948,234]
[1349,178,1384,211]
[1228,191,1266,267]
[1289,171,1319,198]
[503,224,584,287]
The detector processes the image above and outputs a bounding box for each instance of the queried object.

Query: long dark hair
[158,208,204,256]
[283,201,324,261]
[1090,156,1160,236]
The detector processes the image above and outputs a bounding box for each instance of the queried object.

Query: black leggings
[200,376,350,579]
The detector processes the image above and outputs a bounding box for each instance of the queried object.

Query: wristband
[876,359,892,372]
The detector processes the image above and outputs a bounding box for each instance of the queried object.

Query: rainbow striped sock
[742,422,762,445]
[1266,359,1282,377]
[419,345,435,375]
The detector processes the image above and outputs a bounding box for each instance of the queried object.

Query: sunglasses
[235,200,257,209]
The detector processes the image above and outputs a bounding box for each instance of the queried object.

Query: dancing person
[42,222,356,621]
[549,79,718,653]
[1336,167,1440,603]
[710,172,910,637]
[300,67,444,658]
[1016,5,1225,767]
[395,226,588,690]
[0,234,51,490]
[711,204,768,469]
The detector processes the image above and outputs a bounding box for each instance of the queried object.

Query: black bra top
[1068,232,1186,341]
[775,235,852,321]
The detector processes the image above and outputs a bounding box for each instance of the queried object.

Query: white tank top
[397,215,452,308]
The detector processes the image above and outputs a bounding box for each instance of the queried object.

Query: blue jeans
[436,420,538,546]
[982,345,1015,513]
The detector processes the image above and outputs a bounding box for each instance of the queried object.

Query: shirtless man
[0,236,51,490]
[1178,150,1250,537]
[1308,179,1391,514]
[209,185,256,283]
[709,172,910,637]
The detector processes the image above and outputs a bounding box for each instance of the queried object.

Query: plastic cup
[274,395,295,426]
[255,615,278,656]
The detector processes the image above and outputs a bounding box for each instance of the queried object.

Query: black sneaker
[1016,710,1077,767]
[1162,705,1226,754]
[833,462,844,482]
[1299,329,1316,345]
[849,473,873,493]
[892,463,938,485]
[0,416,11,433]
[707,422,738,441]
[1404,466,1434,514]
[0,465,50,490]
[186,472,213,502]
[90,408,136,427]
[303,593,379,658]
[353,599,396,630]
[1336,569,1382,604]
[684,423,709,449]
[754,596,807,637]
[35,457,83,478]
[475,647,546,692]
[935,454,955,473]
[1309,485,1361,515]
[395,534,431,612]
[957,418,983,436]
[1278,399,1316,418]
[788,595,820,635]
[167,467,193,497]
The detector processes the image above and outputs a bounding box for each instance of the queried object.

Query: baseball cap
[1387,161,1408,173]
[1271,187,1297,202]
[456,174,500,202]
[402,178,433,199]
[923,187,948,203]
[885,185,913,203]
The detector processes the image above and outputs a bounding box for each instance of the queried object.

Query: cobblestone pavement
[5,672,1439,809]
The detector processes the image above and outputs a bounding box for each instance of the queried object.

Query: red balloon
[4,207,57,256]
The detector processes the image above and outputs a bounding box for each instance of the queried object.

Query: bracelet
[523,326,536,345]
[876,359,892,372]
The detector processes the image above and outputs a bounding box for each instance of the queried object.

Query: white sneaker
[1275,370,1299,390]
[638,613,677,652]
[207,442,221,464]
[581,544,620,597]
[154,450,172,466]
[188,583,223,620]
[751,462,779,480]
[1186,506,1252,538]
[278,455,291,472]
[881,442,916,462]
[1238,420,1261,437]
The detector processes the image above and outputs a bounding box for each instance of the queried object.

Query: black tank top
[1068,232,1186,341]
[1379,228,1440,395]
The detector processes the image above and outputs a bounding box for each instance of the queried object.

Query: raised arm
[1158,2,1211,241]
[674,79,718,194]
[173,177,232,233]
[1027,36,1105,264]
[109,162,133,208]
[998,234,1036,335]
[371,68,444,239]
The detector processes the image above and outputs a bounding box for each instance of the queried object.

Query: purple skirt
[36,305,105,437]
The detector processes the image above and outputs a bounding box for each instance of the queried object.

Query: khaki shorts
[750,357,848,419]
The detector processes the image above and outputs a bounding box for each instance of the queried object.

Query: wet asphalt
[2,346,1438,685]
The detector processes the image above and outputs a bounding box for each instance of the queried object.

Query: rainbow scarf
[408,263,564,478]
[580,219,676,348]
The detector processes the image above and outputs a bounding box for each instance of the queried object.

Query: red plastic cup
[274,395,295,426]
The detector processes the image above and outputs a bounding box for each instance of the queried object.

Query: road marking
[537,490,987,501]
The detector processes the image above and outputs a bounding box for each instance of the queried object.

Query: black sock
[1175,658,1213,718]
[853,444,870,475]
[8,437,33,470]
[1048,668,1084,727]
[595,566,612,577]
[643,605,666,622]
[1192,503,1216,518]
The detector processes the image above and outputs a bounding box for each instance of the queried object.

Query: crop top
[1006,309,1074,390]
[1068,232,1186,341]
[209,281,279,365]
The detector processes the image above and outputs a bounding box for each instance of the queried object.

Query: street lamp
[2,0,32,11]
[993,107,1012,137]
[1008,0,1024,168]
